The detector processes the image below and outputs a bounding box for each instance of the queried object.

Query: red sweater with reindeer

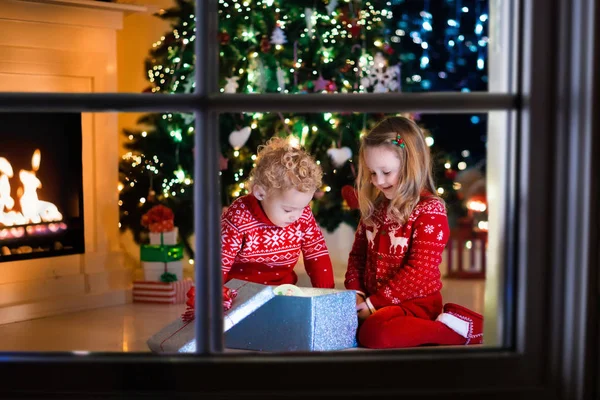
[344,195,450,310]
[221,194,334,288]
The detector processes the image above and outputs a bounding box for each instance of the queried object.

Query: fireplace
[0,112,85,263]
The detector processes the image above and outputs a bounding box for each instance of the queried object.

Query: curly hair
[248,136,323,194]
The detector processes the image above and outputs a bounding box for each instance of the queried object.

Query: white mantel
[0,0,149,325]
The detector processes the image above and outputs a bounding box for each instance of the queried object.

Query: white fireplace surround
[0,0,149,325]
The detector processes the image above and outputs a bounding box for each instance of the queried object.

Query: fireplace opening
[0,113,85,262]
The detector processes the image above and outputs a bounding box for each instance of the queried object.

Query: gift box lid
[223,279,277,332]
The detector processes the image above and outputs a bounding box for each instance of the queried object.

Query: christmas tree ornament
[228,126,252,150]
[305,8,316,32]
[341,185,360,210]
[260,35,271,52]
[223,76,239,93]
[312,75,330,92]
[360,52,400,93]
[270,26,287,45]
[276,66,286,91]
[326,147,352,167]
[218,31,230,45]
[325,0,338,15]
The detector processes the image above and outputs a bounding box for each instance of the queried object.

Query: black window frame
[0,0,597,398]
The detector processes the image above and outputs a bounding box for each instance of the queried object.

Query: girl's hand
[356,301,372,322]
[356,293,366,306]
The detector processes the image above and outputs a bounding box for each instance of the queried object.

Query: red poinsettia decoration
[182,286,238,323]
[141,205,175,233]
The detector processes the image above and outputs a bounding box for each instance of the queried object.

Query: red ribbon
[181,286,238,323]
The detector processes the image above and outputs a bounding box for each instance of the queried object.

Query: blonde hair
[357,116,441,226]
[248,136,322,194]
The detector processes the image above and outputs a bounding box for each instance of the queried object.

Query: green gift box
[140,244,184,263]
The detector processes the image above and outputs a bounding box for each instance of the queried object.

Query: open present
[147,279,358,353]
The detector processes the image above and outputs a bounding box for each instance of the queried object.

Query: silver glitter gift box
[225,286,358,352]
[147,279,358,353]
[147,279,275,353]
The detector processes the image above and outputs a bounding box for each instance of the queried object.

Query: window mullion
[194,0,222,355]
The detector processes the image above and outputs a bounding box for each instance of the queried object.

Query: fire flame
[0,149,63,227]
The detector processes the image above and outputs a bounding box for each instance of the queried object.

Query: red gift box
[133,279,193,304]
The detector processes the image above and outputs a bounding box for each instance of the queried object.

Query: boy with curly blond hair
[221,136,335,288]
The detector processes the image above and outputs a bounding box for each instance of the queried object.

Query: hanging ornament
[276,66,286,91]
[341,185,359,210]
[218,31,230,45]
[270,26,287,45]
[228,127,252,150]
[360,52,400,93]
[260,35,271,52]
[181,113,195,125]
[312,75,331,92]
[182,79,194,93]
[383,43,395,55]
[305,8,315,32]
[147,189,156,203]
[347,18,361,37]
[340,63,352,73]
[325,81,337,92]
[325,0,338,15]
[219,154,229,171]
[327,147,352,167]
[224,76,239,93]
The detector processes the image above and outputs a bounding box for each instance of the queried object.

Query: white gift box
[149,227,179,245]
[143,260,183,282]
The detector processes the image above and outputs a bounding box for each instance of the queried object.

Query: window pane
[0,111,194,352]
[0,0,193,94]
[211,111,506,352]
[218,0,509,95]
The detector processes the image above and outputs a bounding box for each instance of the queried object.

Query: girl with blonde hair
[345,116,483,348]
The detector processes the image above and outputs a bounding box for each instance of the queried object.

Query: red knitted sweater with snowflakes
[344,195,450,310]
[221,194,334,288]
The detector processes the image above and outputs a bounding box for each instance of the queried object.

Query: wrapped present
[147,279,358,353]
[149,227,179,246]
[140,243,184,262]
[140,243,184,282]
[143,261,183,282]
[133,278,193,304]
[147,279,274,353]
[224,285,358,352]
[141,205,178,245]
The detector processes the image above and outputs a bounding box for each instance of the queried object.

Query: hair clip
[391,133,406,148]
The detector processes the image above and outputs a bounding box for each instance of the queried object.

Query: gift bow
[181,286,238,323]
[141,205,175,232]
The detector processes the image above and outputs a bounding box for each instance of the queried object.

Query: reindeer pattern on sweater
[345,196,450,309]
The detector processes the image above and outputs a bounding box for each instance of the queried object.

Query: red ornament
[383,44,394,55]
[445,169,457,180]
[340,63,352,73]
[341,185,360,210]
[218,31,230,45]
[347,19,361,37]
[260,36,271,52]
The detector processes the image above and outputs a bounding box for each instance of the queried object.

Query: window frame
[0,0,597,398]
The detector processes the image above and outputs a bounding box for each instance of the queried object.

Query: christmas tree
[119,0,489,258]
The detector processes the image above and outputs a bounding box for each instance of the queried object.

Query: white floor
[0,278,485,353]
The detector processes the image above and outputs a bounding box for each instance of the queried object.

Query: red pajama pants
[358,292,466,349]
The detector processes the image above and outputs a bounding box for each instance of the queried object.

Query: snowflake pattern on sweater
[344,196,450,309]
[221,194,334,288]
